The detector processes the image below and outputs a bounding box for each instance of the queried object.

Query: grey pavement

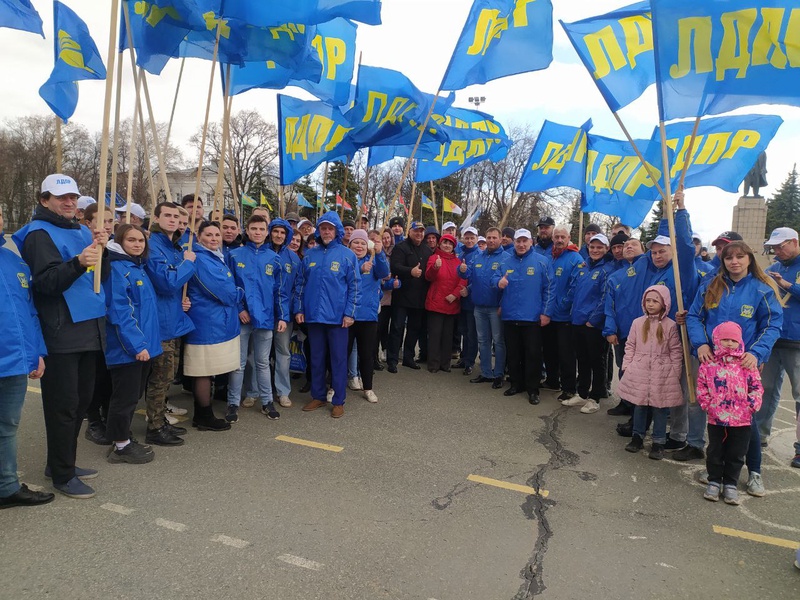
[1,365,799,600]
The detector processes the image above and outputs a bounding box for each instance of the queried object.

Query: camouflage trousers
[145,337,180,430]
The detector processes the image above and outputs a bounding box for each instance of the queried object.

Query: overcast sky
[2,0,799,243]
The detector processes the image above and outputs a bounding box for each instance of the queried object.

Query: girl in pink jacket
[697,321,763,505]
[620,285,683,460]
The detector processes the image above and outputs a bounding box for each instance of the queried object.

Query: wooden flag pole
[404,180,418,235]
[94,0,120,293]
[319,162,329,220]
[498,194,515,229]
[279,186,286,219]
[659,120,696,404]
[164,56,186,153]
[214,64,233,219]
[139,71,172,203]
[430,181,439,230]
[355,161,370,225]
[611,111,666,201]
[226,95,239,221]
[124,76,141,226]
[677,116,702,191]
[109,43,124,211]
[339,159,351,219]
[136,95,157,217]
[55,117,63,173]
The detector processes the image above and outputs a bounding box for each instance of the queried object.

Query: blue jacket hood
[269,218,294,249]
[315,212,345,244]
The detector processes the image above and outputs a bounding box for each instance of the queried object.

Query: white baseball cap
[589,233,610,246]
[462,226,478,236]
[298,218,312,228]
[691,233,702,243]
[115,202,146,220]
[442,221,457,231]
[646,235,672,249]
[477,236,486,243]
[514,228,532,240]
[765,227,799,246]
[41,174,79,196]
[77,196,97,210]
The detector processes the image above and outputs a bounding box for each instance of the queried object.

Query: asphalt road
[2,365,798,600]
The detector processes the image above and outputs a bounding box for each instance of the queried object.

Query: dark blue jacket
[0,237,47,377]
[268,219,301,316]
[687,273,783,365]
[354,251,390,322]
[228,242,289,330]
[492,248,554,321]
[456,243,481,310]
[549,248,584,322]
[145,228,195,340]
[103,244,163,367]
[571,256,614,328]
[461,246,505,308]
[533,240,554,258]
[766,254,800,342]
[186,245,243,345]
[294,212,359,324]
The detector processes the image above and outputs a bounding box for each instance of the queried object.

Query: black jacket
[20,206,109,354]
[390,237,433,309]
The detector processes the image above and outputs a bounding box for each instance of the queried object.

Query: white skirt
[183,337,240,377]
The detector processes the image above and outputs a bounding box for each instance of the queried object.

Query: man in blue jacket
[226,215,289,423]
[759,227,800,467]
[492,229,554,406]
[0,208,53,509]
[295,213,359,418]
[462,227,506,388]
[455,226,480,375]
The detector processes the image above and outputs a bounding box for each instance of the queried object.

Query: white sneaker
[561,395,587,407]
[166,402,188,416]
[348,377,363,391]
[746,472,765,497]
[278,395,292,408]
[364,390,378,403]
[241,397,257,408]
[580,399,600,414]
[165,413,178,425]
[326,388,335,403]
[379,350,386,362]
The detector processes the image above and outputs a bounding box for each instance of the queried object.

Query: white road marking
[656,563,677,569]
[631,475,637,482]
[155,518,186,532]
[101,503,134,515]
[633,496,640,503]
[629,536,647,540]
[277,554,324,571]
[774,417,796,426]
[211,535,249,549]
[778,404,796,414]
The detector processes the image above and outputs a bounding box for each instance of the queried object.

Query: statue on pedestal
[743,151,768,197]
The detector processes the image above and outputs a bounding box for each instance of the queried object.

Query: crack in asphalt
[514,407,579,599]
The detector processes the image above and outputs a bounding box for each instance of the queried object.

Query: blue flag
[517,119,592,193]
[367,141,442,167]
[226,18,355,106]
[0,0,43,36]
[584,134,664,228]
[278,94,359,186]
[347,65,455,148]
[39,2,106,123]
[440,0,553,91]
[221,0,381,27]
[652,0,800,120]
[297,193,314,208]
[122,0,207,75]
[657,114,783,193]
[415,107,511,183]
[560,2,653,112]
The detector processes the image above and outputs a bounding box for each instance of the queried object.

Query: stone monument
[732,151,769,261]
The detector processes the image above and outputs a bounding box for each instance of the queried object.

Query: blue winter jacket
[145,228,195,340]
[461,246,505,308]
[268,219,301,316]
[228,242,289,330]
[766,254,800,342]
[687,273,783,365]
[186,245,243,345]
[294,212,359,324]
[103,244,163,367]
[492,248,554,322]
[549,248,584,322]
[354,251,390,322]
[571,256,614,328]
[603,260,645,339]
[456,243,481,310]
[533,241,554,258]
[695,256,713,279]
[0,236,47,377]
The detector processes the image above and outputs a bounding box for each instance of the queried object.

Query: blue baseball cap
[410,221,425,230]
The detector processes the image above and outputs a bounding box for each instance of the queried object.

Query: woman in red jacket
[425,234,466,373]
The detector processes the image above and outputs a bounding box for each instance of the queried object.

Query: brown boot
[303,399,327,412]
[331,405,344,418]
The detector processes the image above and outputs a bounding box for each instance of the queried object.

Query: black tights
[193,376,212,408]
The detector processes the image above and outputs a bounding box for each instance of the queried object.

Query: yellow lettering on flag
[134,1,180,28]
[202,11,231,39]
[312,35,347,81]
[57,30,99,75]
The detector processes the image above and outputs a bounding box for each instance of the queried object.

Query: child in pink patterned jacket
[697,321,763,506]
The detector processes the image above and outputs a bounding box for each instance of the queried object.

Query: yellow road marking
[467,474,549,498]
[275,435,343,453]
[713,526,800,550]
[27,386,41,394]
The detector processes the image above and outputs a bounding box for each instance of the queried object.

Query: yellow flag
[260,192,273,210]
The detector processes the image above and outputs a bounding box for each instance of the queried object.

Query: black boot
[625,434,644,453]
[146,425,185,446]
[192,405,231,431]
[616,418,634,438]
[84,421,110,446]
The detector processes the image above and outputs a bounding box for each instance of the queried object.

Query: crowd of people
[1,174,799,512]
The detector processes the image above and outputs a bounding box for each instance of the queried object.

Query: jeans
[670,357,707,448]
[757,345,800,440]
[633,405,668,444]
[228,324,274,407]
[348,342,360,378]
[745,420,762,474]
[0,375,28,497]
[474,306,505,378]
[273,322,293,397]
[459,309,478,368]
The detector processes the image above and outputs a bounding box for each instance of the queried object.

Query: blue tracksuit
[461,246,505,307]
[228,242,289,330]
[185,245,243,346]
[268,219,300,316]
[572,256,614,328]
[549,249,584,322]
[457,243,481,310]
[492,248,554,321]
[354,251,390,322]
[603,260,644,338]
[766,254,800,342]
[145,229,195,341]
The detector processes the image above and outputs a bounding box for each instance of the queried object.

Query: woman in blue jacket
[687,241,783,497]
[0,209,53,509]
[103,224,162,464]
[185,221,243,431]
[348,229,389,404]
